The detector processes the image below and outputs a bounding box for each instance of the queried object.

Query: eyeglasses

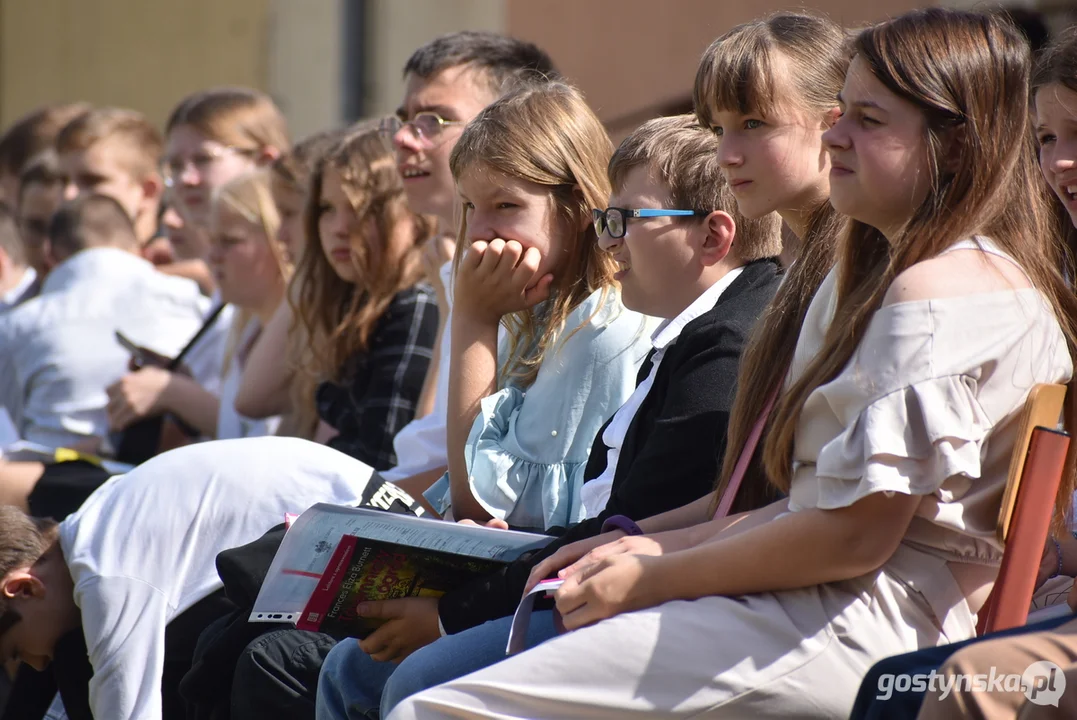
[592,207,709,239]
[379,112,465,149]
[162,146,258,188]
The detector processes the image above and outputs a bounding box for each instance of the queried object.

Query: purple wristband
[601,514,643,537]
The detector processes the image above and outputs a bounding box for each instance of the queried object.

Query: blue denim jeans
[316,611,559,719]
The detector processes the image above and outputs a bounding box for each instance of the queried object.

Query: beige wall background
[0,0,270,129]
[0,0,1072,141]
[506,0,925,138]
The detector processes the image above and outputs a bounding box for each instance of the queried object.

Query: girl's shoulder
[883,236,1033,309]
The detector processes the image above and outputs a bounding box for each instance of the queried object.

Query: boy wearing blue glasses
[315,113,785,719]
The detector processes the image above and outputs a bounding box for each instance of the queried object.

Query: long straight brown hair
[764,8,1077,532]
[694,12,849,513]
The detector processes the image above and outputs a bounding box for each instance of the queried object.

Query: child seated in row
[389,9,1077,718]
[317,111,785,718]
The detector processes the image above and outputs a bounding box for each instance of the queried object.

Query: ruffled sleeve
[788,287,1071,516]
[795,374,991,511]
[424,289,650,531]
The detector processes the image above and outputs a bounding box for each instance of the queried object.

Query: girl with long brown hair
[392,9,1077,718]
[289,126,439,469]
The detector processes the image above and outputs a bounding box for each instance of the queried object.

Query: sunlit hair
[210,169,291,374]
[0,102,90,178]
[166,87,290,155]
[694,12,849,513]
[270,129,345,195]
[292,126,435,392]
[1032,25,1077,272]
[55,107,163,180]
[449,81,618,388]
[764,8,1077,533]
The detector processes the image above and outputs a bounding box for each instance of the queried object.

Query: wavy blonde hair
[449,81,618,388]
[292,126,435,390]
[210,170,291,373]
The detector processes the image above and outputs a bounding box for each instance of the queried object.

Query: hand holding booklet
[250,503,554,638]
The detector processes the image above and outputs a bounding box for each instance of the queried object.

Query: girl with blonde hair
[106,169,292,440]
[106,89,294,431]
[420,80,651,530]
[164,87,291,231]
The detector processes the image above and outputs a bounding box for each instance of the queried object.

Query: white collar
[0,266,37,307]
[41,247,150,295]
[651,266,746,351]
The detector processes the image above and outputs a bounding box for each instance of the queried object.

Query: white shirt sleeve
[76,575,172,720]
[0,320,23,432]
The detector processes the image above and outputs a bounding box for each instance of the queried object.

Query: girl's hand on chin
[455,238,554,324]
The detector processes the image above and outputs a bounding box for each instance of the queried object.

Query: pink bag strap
[713,388,779,520]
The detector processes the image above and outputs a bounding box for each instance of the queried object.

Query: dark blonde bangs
[694,27,779,130]
[447,81,618,388]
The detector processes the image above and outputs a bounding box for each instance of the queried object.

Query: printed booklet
[250,503,553,638]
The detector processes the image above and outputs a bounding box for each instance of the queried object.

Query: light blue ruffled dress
[423,287,652,531]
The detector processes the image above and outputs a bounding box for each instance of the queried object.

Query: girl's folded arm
[654,490,921,602]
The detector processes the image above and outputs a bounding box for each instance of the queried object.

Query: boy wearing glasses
[315,114,785,719]
[380,31,560,504]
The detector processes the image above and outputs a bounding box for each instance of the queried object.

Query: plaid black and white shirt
[316,284,438,470]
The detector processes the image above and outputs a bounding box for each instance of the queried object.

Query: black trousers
[1,589,235,720]
[229,629,337,720]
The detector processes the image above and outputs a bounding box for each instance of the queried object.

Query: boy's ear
[699,210,735,267]
[43,238,61,269]
[1,569,44,601]
[140,172,164,205]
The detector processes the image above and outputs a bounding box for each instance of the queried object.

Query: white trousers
[389,570,968,719]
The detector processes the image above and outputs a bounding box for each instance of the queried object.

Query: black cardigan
[439,258,782,633]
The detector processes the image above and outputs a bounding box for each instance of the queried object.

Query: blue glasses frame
[592,207,708,239]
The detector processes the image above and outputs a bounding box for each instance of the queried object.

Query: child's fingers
[500,239,525,269]
[473,238,509,277]
[523,273,555,306]
[510,245,544,290]
[460,241,489,274]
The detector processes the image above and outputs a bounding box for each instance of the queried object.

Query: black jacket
[438,258,782,633]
